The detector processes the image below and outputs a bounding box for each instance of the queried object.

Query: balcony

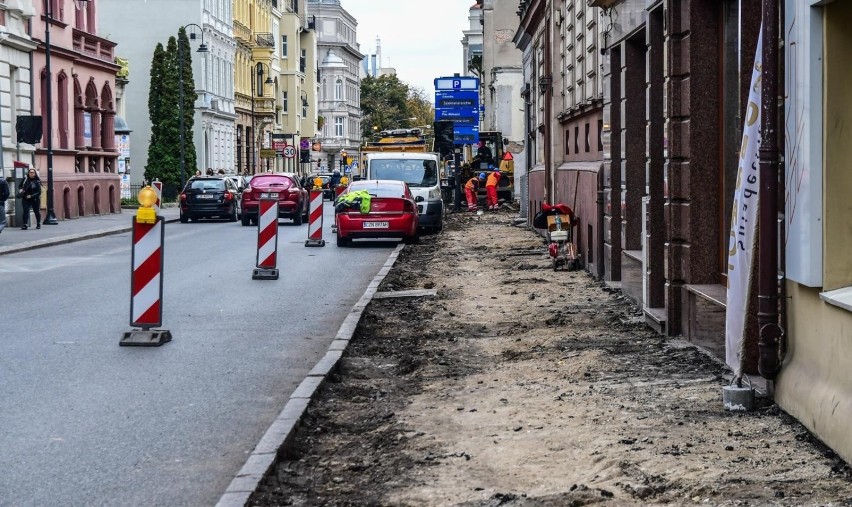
[253,97,276,115]
[72,29,115,63]
[234,20,252,44]
[255,32,275,48]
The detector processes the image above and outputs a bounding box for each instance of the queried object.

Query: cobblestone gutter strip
[214,243,406,507]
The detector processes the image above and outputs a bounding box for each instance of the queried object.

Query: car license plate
[363,221,389,229]
[197,194,216,199]
[260,192,279,199]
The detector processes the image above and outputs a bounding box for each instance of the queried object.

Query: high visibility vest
[486,172,500,187]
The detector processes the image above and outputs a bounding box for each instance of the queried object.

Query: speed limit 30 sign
[282,145,296,159]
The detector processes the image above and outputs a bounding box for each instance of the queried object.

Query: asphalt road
[0,205,395,506]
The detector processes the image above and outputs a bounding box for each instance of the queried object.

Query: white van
[364,152,444,233]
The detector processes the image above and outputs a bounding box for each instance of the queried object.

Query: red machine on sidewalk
[535,203,580,271]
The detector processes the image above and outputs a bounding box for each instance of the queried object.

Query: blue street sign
[436,108,479,120]
[453,126,479,145]
[434,76,479,91]
[435,91,479,109]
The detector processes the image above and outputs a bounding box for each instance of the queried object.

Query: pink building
[32,0,120,218]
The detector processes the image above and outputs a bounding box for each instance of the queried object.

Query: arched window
[57,72,68,149]
[334,78,343,100]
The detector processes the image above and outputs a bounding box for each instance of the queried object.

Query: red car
[335,180,419,247]
[240,173,309,226]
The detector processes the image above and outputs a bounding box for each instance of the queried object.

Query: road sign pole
[454,149,462,212]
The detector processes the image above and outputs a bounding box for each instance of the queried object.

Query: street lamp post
[178,24,208,189]
[250,62,273,174]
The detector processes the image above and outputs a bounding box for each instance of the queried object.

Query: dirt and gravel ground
[250,208,852,506]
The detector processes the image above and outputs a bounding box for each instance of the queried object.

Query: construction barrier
[121,207,171,346]
[151,180,162,214]
[305,189,325,247]
[253,197,280,280]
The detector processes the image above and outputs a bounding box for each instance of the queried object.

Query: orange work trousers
[486,185,498,209]
[465,187,478,211]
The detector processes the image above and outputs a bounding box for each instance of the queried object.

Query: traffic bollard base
[120,329,172,347]
[305,239,326,247]
[252,268,280,280]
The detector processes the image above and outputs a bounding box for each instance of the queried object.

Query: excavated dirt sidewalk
[250,210,852,506]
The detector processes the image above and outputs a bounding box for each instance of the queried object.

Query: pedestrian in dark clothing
[18,168,42,229]
[0,176,10,234]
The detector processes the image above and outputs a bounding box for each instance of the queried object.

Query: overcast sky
[341,0,474,100]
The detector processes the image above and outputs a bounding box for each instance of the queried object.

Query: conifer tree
[144,43,167,183]
[177,27,198,175]
[144,31,199,188]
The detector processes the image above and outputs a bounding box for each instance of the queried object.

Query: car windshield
[350,182,407,198]
[370,159,438,188]
[190,179,225,190]
[251,175,292,188]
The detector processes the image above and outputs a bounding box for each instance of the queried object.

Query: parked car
[240,172,309,226]
[179,176,241,222]
[334,179,419,247]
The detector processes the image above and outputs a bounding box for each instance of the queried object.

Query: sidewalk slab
[0,207,181,256]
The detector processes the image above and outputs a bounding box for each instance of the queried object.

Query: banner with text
[725,31,762,372]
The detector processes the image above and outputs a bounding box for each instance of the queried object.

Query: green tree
[406,87,435,127]
[145,42,172,184]
[177,27,198,176]
[360,74,410,138]
[145,31,199,188]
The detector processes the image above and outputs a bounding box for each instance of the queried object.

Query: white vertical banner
[725,32,763,372]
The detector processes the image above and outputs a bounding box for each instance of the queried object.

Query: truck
[361,129,444,233]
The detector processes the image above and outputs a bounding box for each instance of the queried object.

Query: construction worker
[464,172,485,211]
[485,167,501,211]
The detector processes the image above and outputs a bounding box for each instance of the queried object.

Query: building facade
[515,0,604,274]
[480,0,525,205]
[0,0,37,226]
[270,0,318,175]
[462,2,483,78]
[777,0,852,467]
[100,0,237,184]
[233,0,276,174]
[307,0,362,172]
[32,0,121,218]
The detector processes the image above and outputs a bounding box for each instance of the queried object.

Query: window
[281,35,288,57]
[585,122,590,152]
[58,73,68,149]
[334,78,343,100]
[565,129,570,155]
[282,91,288,113]
[300,49,306,73]
[574,126,579,153]
[334,117,344,138]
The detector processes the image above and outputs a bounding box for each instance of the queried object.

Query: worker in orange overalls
[464,172,485,211]
[485,168,501,211]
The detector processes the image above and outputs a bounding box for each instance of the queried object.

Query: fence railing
[126,183,181,202]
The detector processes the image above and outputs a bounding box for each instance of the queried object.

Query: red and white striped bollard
[305,189,325,247]
[252,197,280,280]
[151,180,162,214]
[121,190,171,346]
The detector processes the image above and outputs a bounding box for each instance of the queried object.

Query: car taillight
[403,200,416,212]
[180,192,187,201]
[224,191,233,201]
